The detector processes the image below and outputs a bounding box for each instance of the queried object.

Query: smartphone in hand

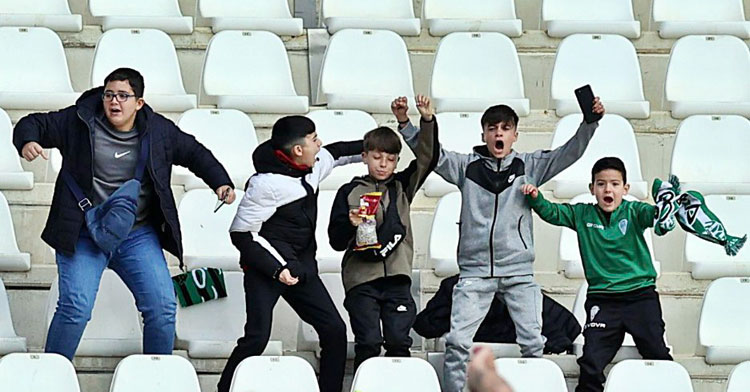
[575,84,602,124]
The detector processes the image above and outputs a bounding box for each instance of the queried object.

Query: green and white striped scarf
[652,175,747,256]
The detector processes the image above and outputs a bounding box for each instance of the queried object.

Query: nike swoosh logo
[114,151,131,159]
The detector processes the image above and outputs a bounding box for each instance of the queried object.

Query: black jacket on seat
[414,275,582,354]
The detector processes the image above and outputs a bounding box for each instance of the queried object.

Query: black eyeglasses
[102,91,136,102]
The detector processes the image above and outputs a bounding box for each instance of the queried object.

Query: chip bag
[355,192,382,251]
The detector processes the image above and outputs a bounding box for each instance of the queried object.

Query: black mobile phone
[575,84,602,124]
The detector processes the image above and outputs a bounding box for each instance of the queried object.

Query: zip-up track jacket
[399,120,598,277]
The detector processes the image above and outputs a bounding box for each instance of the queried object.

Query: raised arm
[310,140,363,184]
[393,95,440,200]
[527,98,604,186]
[522,184,577,229]
[392,96,469,186]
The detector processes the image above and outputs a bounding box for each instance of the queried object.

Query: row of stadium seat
[2,26,749,118]
[0,353,438,392]
[1,0,748,39]
[2,271,749,366]
[2,330,750,392]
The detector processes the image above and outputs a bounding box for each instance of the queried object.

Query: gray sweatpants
[443,275,545,392]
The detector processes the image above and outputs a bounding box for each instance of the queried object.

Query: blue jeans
[45,225,176,359]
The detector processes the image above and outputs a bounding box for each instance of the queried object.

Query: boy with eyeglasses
[13,67,235,360]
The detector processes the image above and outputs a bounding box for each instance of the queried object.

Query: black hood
[252,140,311,178]
[75,86,154,132]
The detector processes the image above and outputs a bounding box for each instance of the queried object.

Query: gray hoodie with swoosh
[399,120,598,278]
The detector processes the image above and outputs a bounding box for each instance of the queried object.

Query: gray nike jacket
[400,120,598,278]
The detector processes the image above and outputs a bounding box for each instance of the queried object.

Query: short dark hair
[481,104,518,129]
[271,115,316,155]
[104,67,145,98]
[591,157,627,183]
[363,126,402,154]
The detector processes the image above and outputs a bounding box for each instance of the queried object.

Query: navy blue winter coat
[13,87,233,261]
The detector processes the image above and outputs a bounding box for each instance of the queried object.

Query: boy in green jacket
[522,157,672,392]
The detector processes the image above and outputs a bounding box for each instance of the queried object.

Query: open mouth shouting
[602,195,614,204]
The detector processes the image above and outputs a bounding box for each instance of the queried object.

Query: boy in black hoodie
[328,95,439,371]
[217,116,362,392]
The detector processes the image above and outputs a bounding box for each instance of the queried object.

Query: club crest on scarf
[652,175,747,256]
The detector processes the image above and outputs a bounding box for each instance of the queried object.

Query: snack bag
[355,192,382,251]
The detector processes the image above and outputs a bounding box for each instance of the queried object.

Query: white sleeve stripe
[251,232,287,266]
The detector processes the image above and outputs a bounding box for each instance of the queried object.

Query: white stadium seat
[297,272,355,358]
[0,108,32,190]
[0,191,30,271]
[45,270,142,356]
[320,29,415,114]
[316,190,345,273]
[665,35,750,119]
[199,0,303,35]
[430,32,529,116]
[542,0,640,38]
[653,0,750,39]
[202,31,308,114]
[0,353,79,392]
[560,194,660,279]
[175,271,283,358]
[351,357,441,392]
[551,34,649,119]
[306,110,374,190]
[0,277,26,354]
[0,0,82,32]
[422,0,522,37]
[670,115,750,195]
[429,191,461,277]
[426,341,523,387]
[89,0,193,34]
[322,0,421,36]
[422,112,482,197]
[0,27,78,110]
[572,282,671,361]
[46,148,62,181]
[727,361,750,392]
[494,358,567,392]
[603,360,693,392]
[699,277,750,364]
[178,189,241,271]
[546,114,647,199]
[229,356,319,392]
[91,29,197,112]
[175,109,258,191]
[109,355,200,392]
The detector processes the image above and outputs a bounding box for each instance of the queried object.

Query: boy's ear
[588,183,594,195]
[361,151,367,161]
[135,97,145,111]
[291,144,303,157]
[623,183,630,195]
